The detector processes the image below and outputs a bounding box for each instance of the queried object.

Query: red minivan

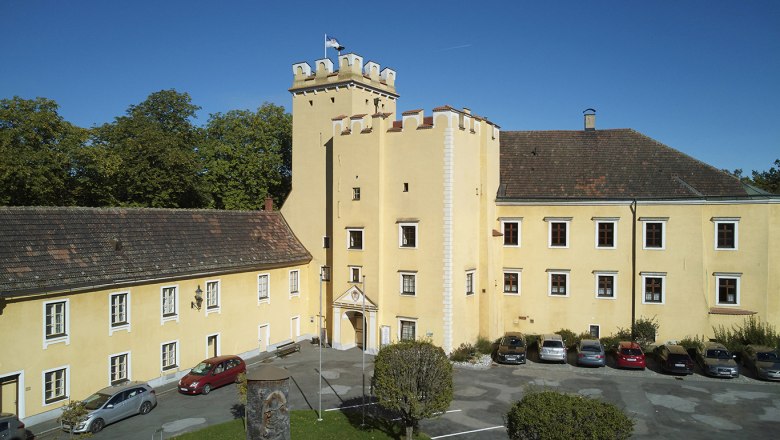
[615,341,646,369]
[178,355,246,395]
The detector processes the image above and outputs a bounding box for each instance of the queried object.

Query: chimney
[264,197,274,211]
[583,108,596,131]
[462,107,472,115]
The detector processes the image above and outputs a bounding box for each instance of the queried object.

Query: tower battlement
[291,53,397,97]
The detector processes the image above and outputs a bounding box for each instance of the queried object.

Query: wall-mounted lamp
[192,285,203,310]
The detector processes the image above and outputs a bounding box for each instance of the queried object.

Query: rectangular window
[400,273,416,296]
[109,352,129,385]
[110,292,129,327]
[642,274,665,304]
[289,270,299,296]
[161,341,178,370]
[400,320,416,341]
[713,219,739,250]
[352,187,360,200]
[206,281,219,310]
[503,271,520,294]
[45,301,67,339]
[43,367,68,404]
[642,219,667,250]
[465,271,475,296]
[595,273,617,299]
[716,274,741,305]
[548,271,570,297]
[258,274,270,303]
[161,286,178,322]
[323,236,330,249]
[595,220,617,248]
[545,218,571,248]
[589,325,600,339]
[399,223,417,248]
[349,266,362,283]
[347,229,363,250]
[502,220,520,246]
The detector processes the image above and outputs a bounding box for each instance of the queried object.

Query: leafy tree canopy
[751,159,780,195]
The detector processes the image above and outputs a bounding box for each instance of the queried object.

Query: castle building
[1,52,778,423]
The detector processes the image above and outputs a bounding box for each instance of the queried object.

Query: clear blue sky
[2,0,778,173]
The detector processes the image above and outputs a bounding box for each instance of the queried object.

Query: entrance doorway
[0,374,19,415]
[207,334,219,358]
[349,312,366,350]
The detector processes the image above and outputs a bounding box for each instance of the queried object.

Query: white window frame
[41,365,69,406]
[398,222,418,249]
[589,324,601,339]
[160,285,179,324]
[641,272,666,305]
[258,273,270,304]
[594,218,618,249]
[205,280,220,314]
[108,291,131,335]
[348,266,362,283]
[594,271,618,300]
[545,217,571,249]
[206,333,221,358]
[547,270,570,297]
[43,299,69,348]
[161,340,179,371]
[399,271,417,296]
[641,218,667,250]
[289,270,300,297]
[352,187,361,200]
[108,351,131,386]
[465,270,475,296]
[398,317,417,341]
[347,228,364,250]
[713,218,739,251]
[503,269,522,295]
[715,273,741,306]
[501,218,522,247]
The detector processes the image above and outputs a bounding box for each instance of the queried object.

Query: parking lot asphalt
[30,341,780,439]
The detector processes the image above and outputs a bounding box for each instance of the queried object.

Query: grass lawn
[171,409,431,440]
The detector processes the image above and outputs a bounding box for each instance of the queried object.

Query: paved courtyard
[30,341,780,439]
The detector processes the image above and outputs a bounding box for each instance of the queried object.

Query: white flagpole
[324,33,327,59]
[361,274,366,427]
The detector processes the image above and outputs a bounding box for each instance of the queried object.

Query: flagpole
[361,274,366,428]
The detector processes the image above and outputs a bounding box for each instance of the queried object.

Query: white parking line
[430,425,505,439]
[391,409,461,421]
[324,402,377,412]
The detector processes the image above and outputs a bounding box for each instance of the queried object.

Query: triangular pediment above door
[334,285,378,311]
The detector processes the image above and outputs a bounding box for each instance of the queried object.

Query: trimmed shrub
[475,336,494,355]
[713,316,780,353]
[600,329,632,353]
[505,390,634,440]
[554,328,577,349]
[678,335,705,352]
[633,316,660,350]
[449,343,476,362]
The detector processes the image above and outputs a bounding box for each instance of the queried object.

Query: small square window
[589,325,600,338]
[545,218,571,248]
[595,273,616,299]
[161,341,178,370]
[399,319,416,341]
[353,187,361,200]
[549,272,569,296]
[349,266,362,283]
[43,299,69,347]
[348,229,363,250]
[502,220,520,247]
[323,236,330,249]
[109,352,129,385]
[400,273,416,296]
[503,271,520,294]
[403,183,409,192]
[643,221,666,249]
[399,223,417,248]
[43,367,68,404]
[595,220,617,248]
[716,274,740,306]
[714,219,739,250]
[642,274,665,304]
[161,286,178,322]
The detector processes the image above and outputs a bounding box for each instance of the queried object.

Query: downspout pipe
[630,199,637,340]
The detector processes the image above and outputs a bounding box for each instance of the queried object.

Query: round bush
[505,391,634,440]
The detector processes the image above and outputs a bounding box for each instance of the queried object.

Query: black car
[657,344,694,375]
[495,332,527,364]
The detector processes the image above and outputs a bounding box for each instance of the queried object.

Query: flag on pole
[325,35,345,51]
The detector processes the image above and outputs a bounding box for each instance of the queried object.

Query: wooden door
[0,375,19,415]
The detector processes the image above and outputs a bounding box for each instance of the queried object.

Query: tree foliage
[0,96,87,206]
[58,400,91,439]
[505,390,634,440]
[201,103,292,209]
[373,340,453,440]
[751,159,780,194]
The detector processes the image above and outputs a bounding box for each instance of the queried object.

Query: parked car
[61,381,156,434]
[495,332,527,364]
[615,341,646,369]
[178,355,247,395]
[695,342,739,378]
[742,345,780,381]
[538,334,567,363]
[0,413,29,440]
[657,344,694,375]
[576,339,606,367]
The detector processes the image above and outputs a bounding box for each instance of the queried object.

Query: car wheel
[91,418,105,434]
[140,401,153,415]
[202,384,211,395]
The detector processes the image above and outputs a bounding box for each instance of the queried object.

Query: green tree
[58,400,92,438]
[0,96,86,206]
[201,103,292,209]
[751,159,780,194]
[92,89,208,208]
[373,340,453,440]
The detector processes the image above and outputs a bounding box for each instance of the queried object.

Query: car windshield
[581,345,601,352]
[543,341,563,348]
[706,349,731,359]
[83,393,111,410]
[189,362,212,376]
[504,337,524,348]
[621,348,642,356]
[757,352,780,362]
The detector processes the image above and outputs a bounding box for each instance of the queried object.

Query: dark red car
[178,355,246,395]
[615,341,646,369]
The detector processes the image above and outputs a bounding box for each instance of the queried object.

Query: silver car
[576,339,606,367]
[695,342,739,378]
[539,334,567,363]
[742,345,780,381]
[61,381,157,434]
